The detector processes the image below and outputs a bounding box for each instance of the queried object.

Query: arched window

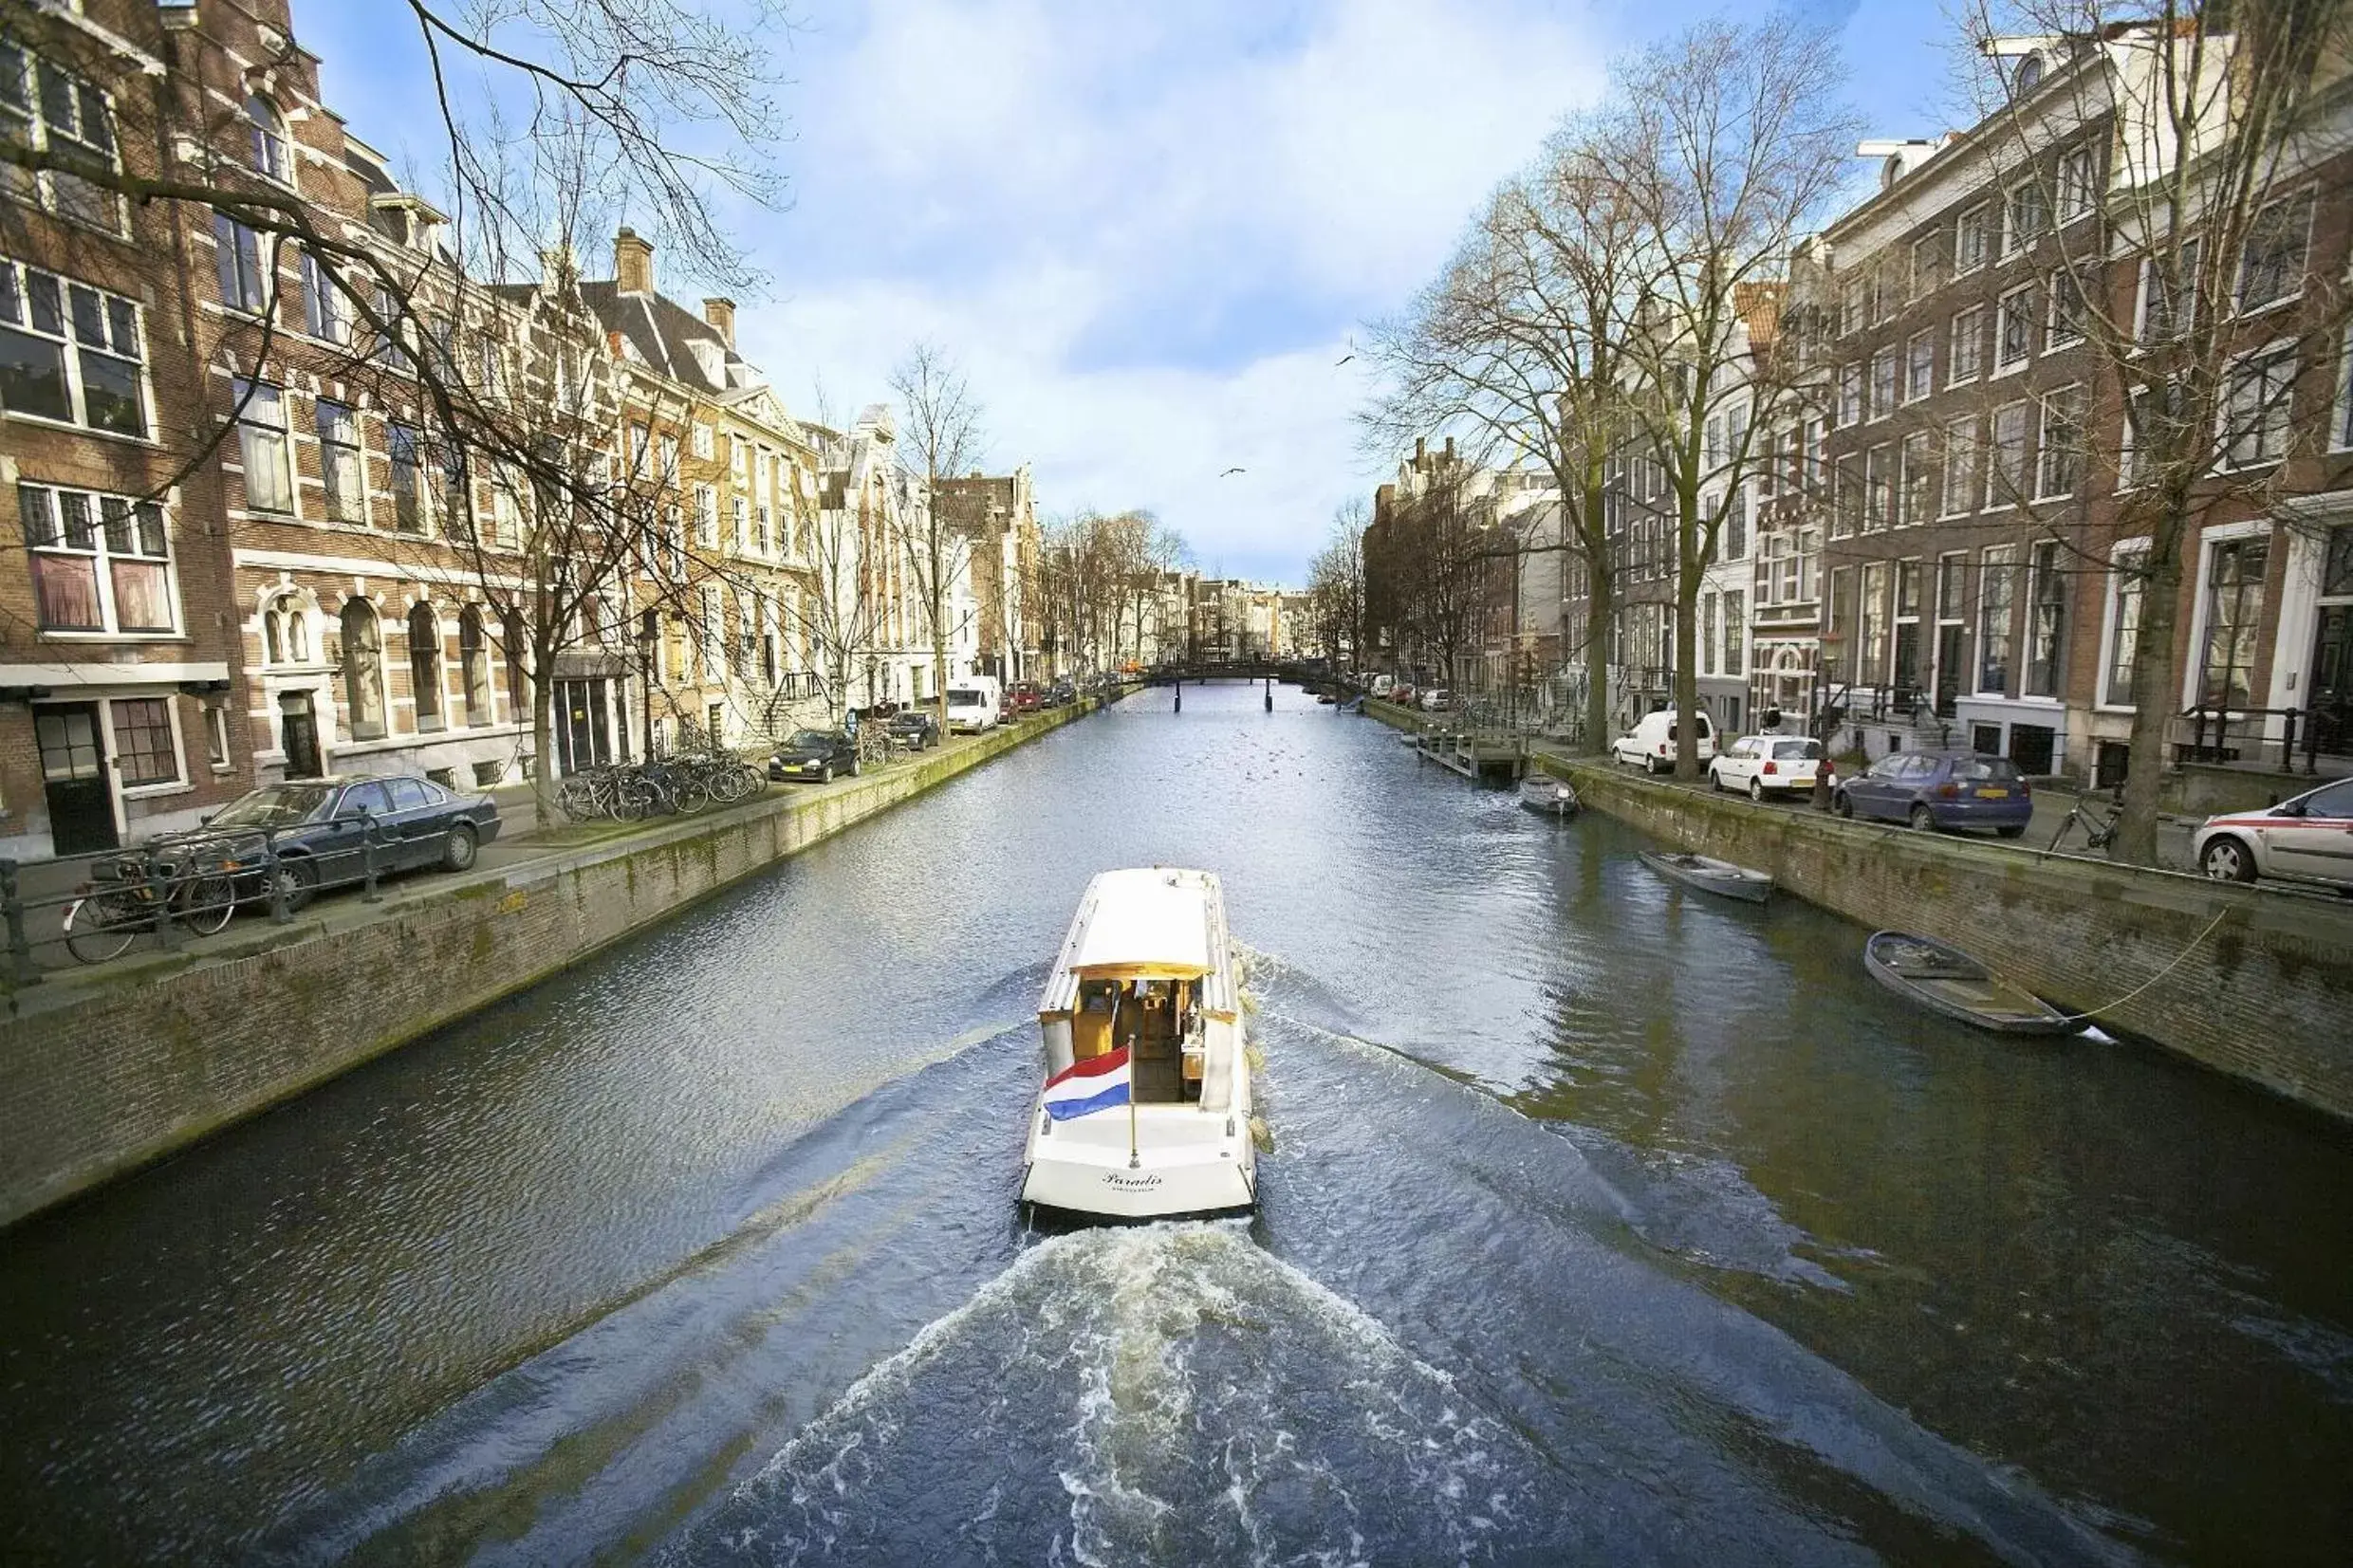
[408,601,443,728]
[501,606,528,719]
[263,591,311,665]
[264,601,287,665]
[341,600,385,739]
[459,604,492,726]
[247,95,289,182]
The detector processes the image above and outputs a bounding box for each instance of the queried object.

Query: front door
[279,692,323,778]
[557,679,615,775]
[34,703,118,855]
[1934,625,1965,715]
[2309,605,2352,760]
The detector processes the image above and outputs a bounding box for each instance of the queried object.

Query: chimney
[701,297,735,348]
[614,227,655,295]
[1414,436,1426,463]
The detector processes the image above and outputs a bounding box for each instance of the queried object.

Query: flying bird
[1219,467,1247,477]
[1335,354,1354,365]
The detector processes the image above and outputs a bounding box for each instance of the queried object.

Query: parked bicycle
[2047,786,2124,854]
[62,850,237,964]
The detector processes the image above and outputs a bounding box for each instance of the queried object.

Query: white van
[945,675,1002,733]
[1611,710,1716,773]
[1371,674,1395,697]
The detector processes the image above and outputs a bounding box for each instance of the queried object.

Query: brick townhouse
[934,466,1042,685]
[1798,30,2353,784]
[2,1,256,859]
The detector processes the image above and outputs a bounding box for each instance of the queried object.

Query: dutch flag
[1043,1047,1133,1121]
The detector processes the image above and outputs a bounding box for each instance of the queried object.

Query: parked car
[1610,710,1717,773]
[1418,688,1453,711]
[1711,735,1826,800]
[1390,684,1417,707]
[1047,678,1077,706]
[2193,777,2353,888]
[769,729,862,784]
[1370,674,1395,697]
[887,710,941,750]
[1834,748,2031,836]
[1010,682,1045,714]
[174,774,501,912]
[946,677,1003,733]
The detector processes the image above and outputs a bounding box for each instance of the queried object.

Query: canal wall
[0,703,1098,1228]
[1538,756,2353,1123]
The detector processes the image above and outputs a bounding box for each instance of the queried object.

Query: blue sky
[306,1,1961,584]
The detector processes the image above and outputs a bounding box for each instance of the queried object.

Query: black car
[886,710,941,749]
[769,729,861,783]
[171,774,502,912]
[1047,679,1077,706]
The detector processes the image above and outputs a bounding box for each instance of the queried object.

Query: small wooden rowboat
[1520,776,1579,818]
[1637,850,1772,903]
[1862,932,2079,1035]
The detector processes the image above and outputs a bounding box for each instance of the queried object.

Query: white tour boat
[1020,867,1256,1220]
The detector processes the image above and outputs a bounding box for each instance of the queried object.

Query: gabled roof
[577,281,750,397]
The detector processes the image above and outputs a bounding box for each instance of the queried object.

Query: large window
[317,399,366,523]
[2024,542,2066,697]
[342,600,387,739]
[300,251,347,343]
[696,483,720,548]
[2238,190,2312,313]
[1837,362,1862,427]
[460,605,492,726]
[1989,400,2031,508]
[1899,430,1936,525]
[2103,551,2145,707]
[2197,537,2269,707]
[1864,445,1893,531]
[408,602,444,728]
[2004,178,2047,256]
[0,260,146,434]
[1860,561,1889,685]
[1955,203,1989,273]
[2037,384,2084,499]
[1996,284,2037,370]
[17,483,176,635]
[1950,305,1985,382]
[246,95,290,183]
[232,379,293,513]
[2057,146,2098,221]
[1869,348,1897,422]
[390,423,424,532]
[1904,329,1935,402]
[110,698,180,787]
[2222,345,2296,469]
[1723,590,1744,677]
[2139,240,2201,344]
[0,44,121,230]
[212,212,271,315]
[2047,270,2087,349]
[1977,547,2018,693]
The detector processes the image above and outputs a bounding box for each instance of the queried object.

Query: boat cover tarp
[1068,868,1214,976]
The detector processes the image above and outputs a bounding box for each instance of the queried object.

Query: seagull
[1219,467,1246,477]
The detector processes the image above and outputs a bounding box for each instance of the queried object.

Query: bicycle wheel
[675,778,711,814]
[178,876,237,937]
[2047,813,2075,853]
[63,891,145,964]
[611,779,651,821]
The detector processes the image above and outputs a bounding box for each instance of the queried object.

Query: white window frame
[1954,202,1989,275]
[2095,537,2152,711]
[1868,346,1898,424]
[1904,328,1935,402]
[1994,284,2038,374]
[16,481,183,638]
[231,378,295,515]
[1949,305,1985,384]
[1987,399,2031,510]
[0,43,126,233]
[2046,268,2086,350]
[0,257,151,438]
[695,483,720,548]
[2056,145,2097,223]
[2217,339,2297,472]
[2177,519,2273,710]
[2035,383,2085,501]
[2236,187,2314,316]
[1836,361,1862,428]
[2003,177,2047,258]
[107,694,191,797]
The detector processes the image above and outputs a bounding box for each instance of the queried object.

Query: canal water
[3,683,2348,1565]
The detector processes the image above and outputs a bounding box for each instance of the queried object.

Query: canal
[2,682,2348,1565]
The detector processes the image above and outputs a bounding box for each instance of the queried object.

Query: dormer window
[2016,53,2043,91]
[247,94,288,183]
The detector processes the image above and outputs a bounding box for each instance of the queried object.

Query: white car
[1610,710,1716,773]
[1418,688,1453,711]
[2193,777,2353,888]
[1711,735,1825,800]
[1370,674,1395,697]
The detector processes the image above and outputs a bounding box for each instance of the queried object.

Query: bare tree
[1306,502,1368,667]
[1948,0,2353,862]
[887,342,988,730]
[1600,15,1859,779]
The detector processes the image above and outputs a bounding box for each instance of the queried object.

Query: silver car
[2192,777,2353,888]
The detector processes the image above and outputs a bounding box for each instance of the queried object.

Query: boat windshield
[211,784,334,828]
[1073,975,1201,1104]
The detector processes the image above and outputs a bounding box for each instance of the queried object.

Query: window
[2037,384,2084,498]
[2121,379,2177,489]
[0,46,121,229]
[0,260,145,435]
[661,503,686,578]
[2222,345,2296,468]
[389,422,423,532]
[1899,430,1936,525]
[1869,348,1898,421]
[205,705,231,770]
[2338,324,2353,450]
[1996,284,2037,370]
[232,379,293,513]
[1724,590,1745,676]
[732,494,750,554]
[1989,400,2031,508]
[1832,452,1862,539]
[1904,330,1935,402]
[1702,591,1718,674]
[372,286,411,373]
[246,95,289,183]
[2047,271,2087,350]
[2197,537,2269,707]
[263,591,312,665]
[17,483,175,634]
[1839,279,1864,338]
[343,600,386,739]
[630,422,651,475]
[1977,546,2018,693]
[2238,191,2312,312]
[1955,203,1989,273]
[1705,417,1724,471]
[1893,560,1924,694]
[298,251,346,343]
[1864,445,1893,531]
[2025,541,2066,696]
[437,443,472,542]
[316,399,365,523]
[2057,146,2096,221]
[1723,486,1747,560]
[696,484,720,548]
[2139,240,2201,344]
[1909,231,1942,300]
[110,698,180,787]
[2103,564,2142,708]
[1756,430,1778,498]
[1950,305,1985,382]
[1861,561,1889,685]
[1837,362,1862,427]
[2004,179,2047,256]
[408,602,443,727]
[692,423,713,460]
[212,212,270,314]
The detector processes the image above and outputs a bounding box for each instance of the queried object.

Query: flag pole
[1126,1035,1139,1168]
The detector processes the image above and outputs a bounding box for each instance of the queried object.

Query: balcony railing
[2174,704,2351,775]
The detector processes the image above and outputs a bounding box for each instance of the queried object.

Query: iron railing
[2175,705,2347,775]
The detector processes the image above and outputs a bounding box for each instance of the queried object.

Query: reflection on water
[1,682,2348,1565]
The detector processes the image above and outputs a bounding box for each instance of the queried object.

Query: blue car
[1833,748,2033,837]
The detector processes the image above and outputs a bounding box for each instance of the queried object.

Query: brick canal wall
[1537,756,2353,1123]
[0,704,1096,1228]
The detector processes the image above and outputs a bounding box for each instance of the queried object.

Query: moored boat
[1520,776,1579,818]
[1021,868,1255,1220]
[1637,849,1773,903]
[1863,932,2079,1035]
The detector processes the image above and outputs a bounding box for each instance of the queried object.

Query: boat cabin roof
[1041,867,1236,1015]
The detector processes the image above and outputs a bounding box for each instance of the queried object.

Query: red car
[1010,682,1045,714]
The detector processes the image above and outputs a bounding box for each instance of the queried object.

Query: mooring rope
[2052,905,2234,1024]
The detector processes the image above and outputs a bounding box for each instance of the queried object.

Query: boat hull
[1637,849,1772,903]
[1863,931,2078,1035]
[1021,1143,1255,1219]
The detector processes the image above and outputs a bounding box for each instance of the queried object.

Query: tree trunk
[932,626,950,735]
[529,658,558,831]
[1673,560,1702,781]
[1583,572,1614,757]
[2115,527,2188,866]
